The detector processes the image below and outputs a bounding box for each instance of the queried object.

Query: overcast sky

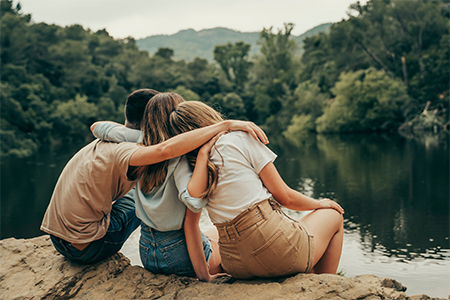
[13,0,368,39]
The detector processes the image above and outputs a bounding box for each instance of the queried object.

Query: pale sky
[13,0,368,39]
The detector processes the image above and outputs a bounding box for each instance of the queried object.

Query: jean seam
[107,212,138,233]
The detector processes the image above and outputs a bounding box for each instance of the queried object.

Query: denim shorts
[139,223,212,277]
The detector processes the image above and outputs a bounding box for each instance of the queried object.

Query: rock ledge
[0,236,444,300]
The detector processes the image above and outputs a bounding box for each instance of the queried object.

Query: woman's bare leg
[301,208,344,274]
[204,227,223,274]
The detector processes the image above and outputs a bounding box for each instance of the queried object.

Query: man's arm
[91,121,142,143]
[90,121,122,132]
[129,120,268,166]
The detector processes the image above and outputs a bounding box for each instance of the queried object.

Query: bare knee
[301,208,344,238]
[321,209,343,232]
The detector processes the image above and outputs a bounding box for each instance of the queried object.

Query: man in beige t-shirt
[41,89,158,264]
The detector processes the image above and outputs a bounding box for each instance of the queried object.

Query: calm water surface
[1,133,449,298]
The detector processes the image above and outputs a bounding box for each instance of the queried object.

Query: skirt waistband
[215,199,278,240]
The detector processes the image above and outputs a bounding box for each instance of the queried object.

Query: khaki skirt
[215,199,314,279]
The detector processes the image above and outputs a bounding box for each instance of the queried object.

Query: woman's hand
[225,120,268,144]
[317,199,345,214]
[200,272,231,282]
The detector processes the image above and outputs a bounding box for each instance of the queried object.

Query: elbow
[158,143,175,161]
[187,203,203,214]
[187,183,202,199]
[275,190,295,208]
[278,197,293,209]
[90,122,98,133]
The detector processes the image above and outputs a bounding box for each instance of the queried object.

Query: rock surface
[0,236,445,300]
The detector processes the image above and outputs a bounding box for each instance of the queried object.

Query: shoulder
[111,142,142,158]
[216,131,251,146]
[91,141,140,157]
[114,141,141,149]
[216,131,266,152]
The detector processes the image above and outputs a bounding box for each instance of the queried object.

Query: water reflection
[0,140,90,239]
[271,133,449,263]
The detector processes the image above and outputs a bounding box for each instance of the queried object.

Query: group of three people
[41,88,344,282]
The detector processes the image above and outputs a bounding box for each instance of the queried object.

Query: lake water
[1,133,449,298]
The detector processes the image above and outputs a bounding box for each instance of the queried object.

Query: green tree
[293,81,329,120]
[0,1,31,66]
[214,42,252,90]
[207,93,247,120]
[299,33,339,94]
[155,47,174,59]
[171,85,200,101]
[282,114,315,147]
[300,0,449,131]
[250,23,301,130]
[316,68,409,133]
[51,95,98,139]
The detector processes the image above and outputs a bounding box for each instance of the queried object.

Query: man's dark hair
[125,89,160,128]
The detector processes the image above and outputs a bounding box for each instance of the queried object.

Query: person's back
[204,131,276,224]
[41,88,160,264]
[41,139,140,244]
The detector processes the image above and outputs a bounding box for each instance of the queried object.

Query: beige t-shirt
[40,139,141,243]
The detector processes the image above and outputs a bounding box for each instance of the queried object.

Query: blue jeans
[50,189,141,264]
[139,223,212,277]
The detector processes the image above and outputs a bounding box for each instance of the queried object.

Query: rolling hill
[136,23,331,62]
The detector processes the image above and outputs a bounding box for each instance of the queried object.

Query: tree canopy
[1,0,448,157]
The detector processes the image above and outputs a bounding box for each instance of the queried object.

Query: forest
[1,0,449,157]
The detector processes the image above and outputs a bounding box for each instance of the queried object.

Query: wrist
[222,120,232,131]
[197,149,209,160]
[316,199,324,209]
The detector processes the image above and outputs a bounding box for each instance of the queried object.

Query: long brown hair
[137,92,185,194]
[169,101,224,198]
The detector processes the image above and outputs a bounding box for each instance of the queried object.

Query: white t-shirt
[206,131,277,223]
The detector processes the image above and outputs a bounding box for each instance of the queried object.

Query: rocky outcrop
[0,236,444,300]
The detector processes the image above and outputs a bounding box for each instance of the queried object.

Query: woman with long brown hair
[133,93,225,281]
[169,101,344,279]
